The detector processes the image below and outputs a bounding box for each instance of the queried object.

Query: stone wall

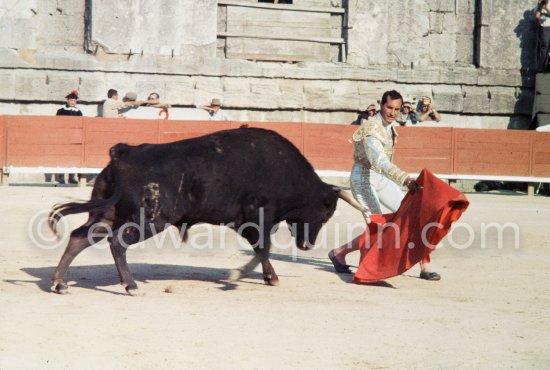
[0,0,539,128]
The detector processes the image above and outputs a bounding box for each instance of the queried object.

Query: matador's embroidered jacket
[351,118,408,185]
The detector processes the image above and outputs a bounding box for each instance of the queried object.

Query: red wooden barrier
[394,127,453,174]
[83,117,159,167]
[159,120,230,144]
[302,123,356,170]
[531,131,550,177]
[5,116,83,167]
[453,128,532,176]
[230,121,304,152]
[2,115,550,181]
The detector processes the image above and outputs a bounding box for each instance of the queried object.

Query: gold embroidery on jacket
[351,120,408,185]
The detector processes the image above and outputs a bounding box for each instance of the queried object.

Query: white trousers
[350,162,404,215]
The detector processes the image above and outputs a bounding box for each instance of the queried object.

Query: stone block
[194,76,223,106]
[249,79,279,109]
[164,76,195,106]
[221,59,264,78]
[14,71,49,101]
[91,0,215,56]
[42,12,84,49]
[478,68,523,87]
[331,81,360,110]
[462,86,490,113]
[442,13,458,33]
[0,48,29,68]
[37,0,61,15]
[223,77,250,96]
[0,72,15,99]
[220,78,252,109]
[0,18,37,50]
[303,81,332,110]
[488,86,517,114]
[45,72,81,101]
[433,85,463,112]
[0,103,22,115]
[277,80,304,109]
[397,68,440,84]
[100,73,134,99]
[426,0,455,12]
[344,67,398,82]
[439,66,478,85]
[357,81,399,108]
[79,72,107,101]
[429,12,444,34]
[456,0,475,14]
[56,0,85,15]
[455,34,474,65]
[456,14,475,34]
[429,34,456,63]
[434,114,509,129]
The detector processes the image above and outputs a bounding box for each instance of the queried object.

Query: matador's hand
[404,177,421,192]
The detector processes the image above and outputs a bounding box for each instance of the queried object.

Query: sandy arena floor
[0,185,549,369]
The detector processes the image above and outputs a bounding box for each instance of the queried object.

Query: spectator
[146,92,171,109]
[55,90,81,184]
[56,90,83,117]
[200,98,232,121]
[352,104,377,125]
[536,0,550,71]
[416,96,441,123]
[118,92,147,116]
[102,89,125,118]
[102,89,146,118]
[395,101,418,126]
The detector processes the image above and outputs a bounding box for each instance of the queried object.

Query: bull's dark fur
[49,128,343,294]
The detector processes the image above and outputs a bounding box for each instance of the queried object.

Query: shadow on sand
[8,263,242,295]
[5,251,396,295]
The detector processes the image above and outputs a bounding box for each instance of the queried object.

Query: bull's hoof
[122,283,140,297]
[51,281,69,294]
[125,286,141,296]
[263,274,279,286]
[228,268,244,282]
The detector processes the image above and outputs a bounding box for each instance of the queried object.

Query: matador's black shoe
[419,271,441,281]
[328,250,352,274]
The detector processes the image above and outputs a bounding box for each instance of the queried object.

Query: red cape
[352,168,469,283]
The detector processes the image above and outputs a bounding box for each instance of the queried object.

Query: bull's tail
[48,188,122,236]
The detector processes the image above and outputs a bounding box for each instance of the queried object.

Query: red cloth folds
[352,168,469,283]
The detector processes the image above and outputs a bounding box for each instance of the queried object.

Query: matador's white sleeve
[363,136,409,185]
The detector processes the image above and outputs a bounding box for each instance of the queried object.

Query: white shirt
[209,109,232,121]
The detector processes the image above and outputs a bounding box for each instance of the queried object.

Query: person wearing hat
[352,104,378,125]
[200,98,232,121]
[416,96,441,123]
[55,90,82,184]
[56,90,83,116]
[396,101,418,126]
[101,89,146,118]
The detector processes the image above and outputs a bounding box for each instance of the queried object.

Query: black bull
[49,127,364,295]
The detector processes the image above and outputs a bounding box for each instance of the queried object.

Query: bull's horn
[334,187,366,213]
